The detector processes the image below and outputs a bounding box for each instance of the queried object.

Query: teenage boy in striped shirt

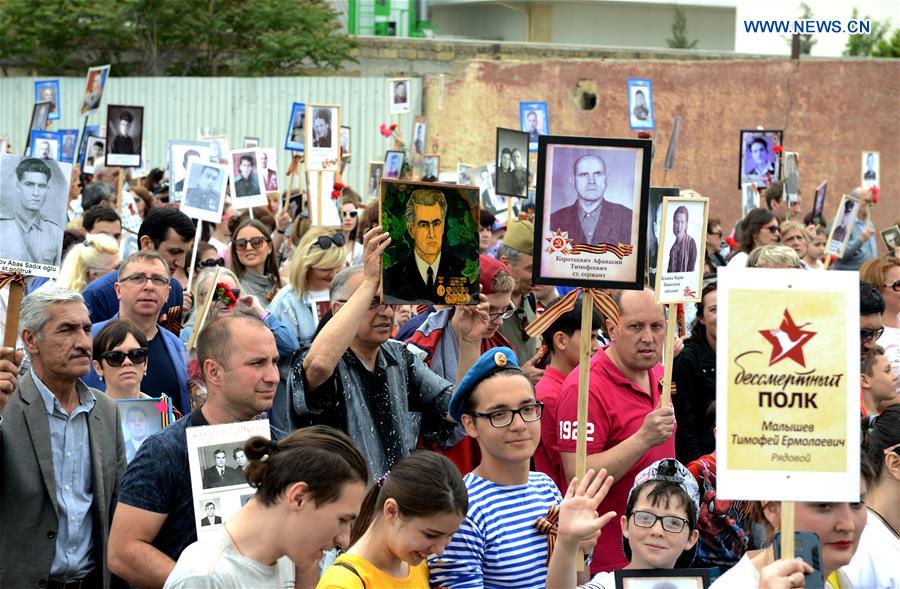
[429,347,594,588]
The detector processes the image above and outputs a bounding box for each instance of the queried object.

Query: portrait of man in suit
[548,153,633,246]
[382,187,471,304]
[124,406,150,463]
[201,448,243,489]
[200,502,222,526]
[185,164,223,213]
[110,110,138,155]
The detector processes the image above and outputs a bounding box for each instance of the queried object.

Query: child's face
[621,485,698,569]
[866,354,898,404]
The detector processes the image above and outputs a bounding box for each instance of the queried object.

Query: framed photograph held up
[654,196,709,304]
[34,80,60,121]
[861,151,879,189]
[495,128,529,198]
[105,105,144,168]
[738,130,782,189]
[29,131,60,161]
[58,130,79,164]
[181,161,229,224]
[390,79,412,114]
[627,78,654,130]
[284,102,306,152]
[520,101,549,152]
[229,148,266,209]
[380,179,480,306]
[532,135,651,291]
[647,187,680,290]
[116,396,174,463]
[305,104,340,171]
[168,140,211,203]
[83,136,106,174]
[615,568,710,589]
[811,181,827,225]
[825,194,861,259]
[384,150,404,180]
[79,64,110,116]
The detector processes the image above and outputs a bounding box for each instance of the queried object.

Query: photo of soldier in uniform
[861,151,879,189]
[738,130,782,189]
[495,128,529,198]
[390,78,411,114]
[181,161,229,224]
[105,105,144,167]
[34,80,60,121]
[627,79,655,130]
[80,65,110,115]
[421,155,440,182]
[381,180,480,305]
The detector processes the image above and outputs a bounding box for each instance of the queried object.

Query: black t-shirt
[141,331,180,402]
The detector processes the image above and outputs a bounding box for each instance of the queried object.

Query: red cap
[480,255,512,295]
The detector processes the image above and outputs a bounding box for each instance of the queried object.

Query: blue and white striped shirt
[429,471,563,589]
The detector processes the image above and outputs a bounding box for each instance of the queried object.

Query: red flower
[869,185,880,204]
[333,182,346,190]
[379,123,392,138]
[773,145,783,154]
[725,236,738,249]
[389,123,397,131]
[637,131,652,139]
[331,190,341,200]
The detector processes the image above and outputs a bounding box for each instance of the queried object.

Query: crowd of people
[0,153,897,589]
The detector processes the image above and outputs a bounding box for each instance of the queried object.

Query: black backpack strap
[332,561,367,589]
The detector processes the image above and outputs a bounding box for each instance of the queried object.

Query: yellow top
[317,553,430,589]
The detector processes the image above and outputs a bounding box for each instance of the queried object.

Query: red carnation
[725,236,737,249]
[773,145,783,154]
[390,123,397,131]
[379,123,392,138]
[869,185,880,204]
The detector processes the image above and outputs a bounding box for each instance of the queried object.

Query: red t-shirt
[556,347,676,574]
[534,365,567,490]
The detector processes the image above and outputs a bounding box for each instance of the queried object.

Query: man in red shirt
[533,298,603,490]
[556,288,676,573]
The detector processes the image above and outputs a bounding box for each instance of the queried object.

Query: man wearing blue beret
[429,347,596,588]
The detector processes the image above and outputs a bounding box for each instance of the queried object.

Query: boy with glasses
[431,346,590,589]
[546,458,701,588]
[860,281,885,362]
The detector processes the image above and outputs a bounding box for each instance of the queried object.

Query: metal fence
[0,75,421,200]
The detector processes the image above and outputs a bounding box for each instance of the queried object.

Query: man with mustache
[0,157,63,267]
[108,314,285,588]
[82,251,190,414]
[288,227,489,479]
[549,154,633,246]
[556,288,676,574]
[0,287,126,588]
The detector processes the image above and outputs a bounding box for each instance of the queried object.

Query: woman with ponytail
[164,426,369,588]
[844,406,900,588]
[317,451,468,588]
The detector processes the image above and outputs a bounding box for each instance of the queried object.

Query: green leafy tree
[843,8,892,56]
[783,2,817,55]
[871,27,900,57]
[667,5,698,50]
[0,0,354,75]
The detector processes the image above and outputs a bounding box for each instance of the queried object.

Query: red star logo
[759,309,816,367]
[154,397,170,415]
[545,229,573,254]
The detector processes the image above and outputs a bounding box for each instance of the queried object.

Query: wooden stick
[661,170,668,187]
[117,168,126,217]
[781,501,795,560]
[186,266,221,352]
[575,292,594,573]
[315,172,322,227]
[824,255,834,270]
[660,302,677,407]
[185,221,202,294]
[2,282,24,349]
[506,196,513,224]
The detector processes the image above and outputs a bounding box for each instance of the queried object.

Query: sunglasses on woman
[315,233,346,250]
[885,279,900,293]
[199,258,225,268]
[342,210,358,218]
[234,236,269,251]
[101,348,148,367]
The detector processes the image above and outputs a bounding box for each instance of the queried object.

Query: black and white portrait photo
[105,105,143,167]
[305,104,340,171]
[741,182,759,217]
[477,163,519,225]
[27,102,51,151]
[284,102,306,152]
[368,161,384,200]
[881,225,900,253]
[627,78,654,130]
[520,101,549,152]
[646,187,679,290]
[738,130,782,189]
[29,131,60,161]
[384,150,404,180]
[182,161,228,223]
[812,181,827,225]
[34,80,60,121]
[116,398,167,463]
[197,442,249,490]
[421,155,440,182]
[413,118,427,157]
[83,136,106,175]
[655,196,709,304]
[826,195,861,258]
[203,135,229,165]
[168,141,211,202]
[58,130,78,164]
[80,64,110,116]
[260,148,278,192]
[861,151,879,189]
[340,126,351,159]
[457,164,475,186]
[495,128,529,198]
[198,498,223,527]
[390,78,411,114]
[229,148,266,209]
[783,151,799,204]
[0,154,72,277]
[533,136,651,290]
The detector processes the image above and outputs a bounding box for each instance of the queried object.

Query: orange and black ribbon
[569,243,634,259]
[524,288,619,340]
[0,272,27,290]
[534,504,559,566]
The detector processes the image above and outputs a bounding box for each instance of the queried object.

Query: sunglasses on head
[315,233,346,250]
[886,279,900,293]
[199,258,225,268]
[342,210,358,218]
[101,348,148,367]
[234,236,269,251]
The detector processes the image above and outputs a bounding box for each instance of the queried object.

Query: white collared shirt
[414,252,441,287]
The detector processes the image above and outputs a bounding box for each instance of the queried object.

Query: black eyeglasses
[234,236,269,251]
[119,273,169,287]
[468,402,543,428]
[199,258,225,268]
[315,233,346,250]
[488,304,517,321]
[861,327,885,342]
[764,225,781,234]
[885,279,900,293]
[101,348,148,367]
[342,210,358,218]
[628,510,689,534]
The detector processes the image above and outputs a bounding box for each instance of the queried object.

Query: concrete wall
[430,3,528,42]
[419,58,899,251]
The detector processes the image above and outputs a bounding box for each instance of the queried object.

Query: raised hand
[361,225,392,285]
[558,468,617,544]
